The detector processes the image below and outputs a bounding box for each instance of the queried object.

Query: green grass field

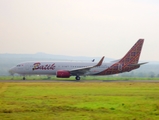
[0,81,159,120]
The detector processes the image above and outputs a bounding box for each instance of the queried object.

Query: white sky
[0,0,159,61]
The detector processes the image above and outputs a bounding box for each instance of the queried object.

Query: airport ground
[0,78,159,120]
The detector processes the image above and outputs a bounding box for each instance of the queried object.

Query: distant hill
[0,53,159,77]
[0,52,113,61]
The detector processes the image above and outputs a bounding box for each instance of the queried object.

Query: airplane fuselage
[10,61,115,76]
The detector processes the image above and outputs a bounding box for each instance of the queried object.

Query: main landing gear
[23,76,25,80]
[75,76,80,81]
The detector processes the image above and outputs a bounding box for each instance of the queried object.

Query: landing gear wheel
[23,77,25,80]
[75,76,80,81]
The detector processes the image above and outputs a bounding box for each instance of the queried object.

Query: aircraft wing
[69,56,105,75]
[111,59,121,63]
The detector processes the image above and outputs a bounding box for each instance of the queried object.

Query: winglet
[95,56,105,67]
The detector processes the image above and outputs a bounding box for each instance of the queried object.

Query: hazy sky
[0,0,159,61]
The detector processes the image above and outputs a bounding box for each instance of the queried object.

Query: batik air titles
[9,39,147,80]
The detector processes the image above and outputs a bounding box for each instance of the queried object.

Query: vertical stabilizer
[95,39,145,75]
[119,39,144,65]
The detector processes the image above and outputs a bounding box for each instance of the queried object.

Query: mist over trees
[119,64,159,78]
[0,53,159,77]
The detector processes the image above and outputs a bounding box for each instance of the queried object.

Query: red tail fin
[95,39,145,75]
[119,39,144,65]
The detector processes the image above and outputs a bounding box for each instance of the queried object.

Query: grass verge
[0,82,159,120]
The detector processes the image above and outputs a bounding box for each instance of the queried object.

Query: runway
[0,79,159,83]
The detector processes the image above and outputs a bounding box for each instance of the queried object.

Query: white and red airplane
[9,39,147,80]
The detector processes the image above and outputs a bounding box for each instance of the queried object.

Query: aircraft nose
[9,67,16,75]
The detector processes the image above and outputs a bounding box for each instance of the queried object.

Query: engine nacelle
[56,70,71,78]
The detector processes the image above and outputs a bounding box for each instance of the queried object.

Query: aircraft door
[118,63,122,71]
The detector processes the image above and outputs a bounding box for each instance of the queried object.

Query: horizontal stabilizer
[129,62,148,66]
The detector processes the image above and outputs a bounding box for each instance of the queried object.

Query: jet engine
[56,70,71,78]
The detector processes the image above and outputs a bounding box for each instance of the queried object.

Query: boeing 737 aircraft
[9,39,147,80]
